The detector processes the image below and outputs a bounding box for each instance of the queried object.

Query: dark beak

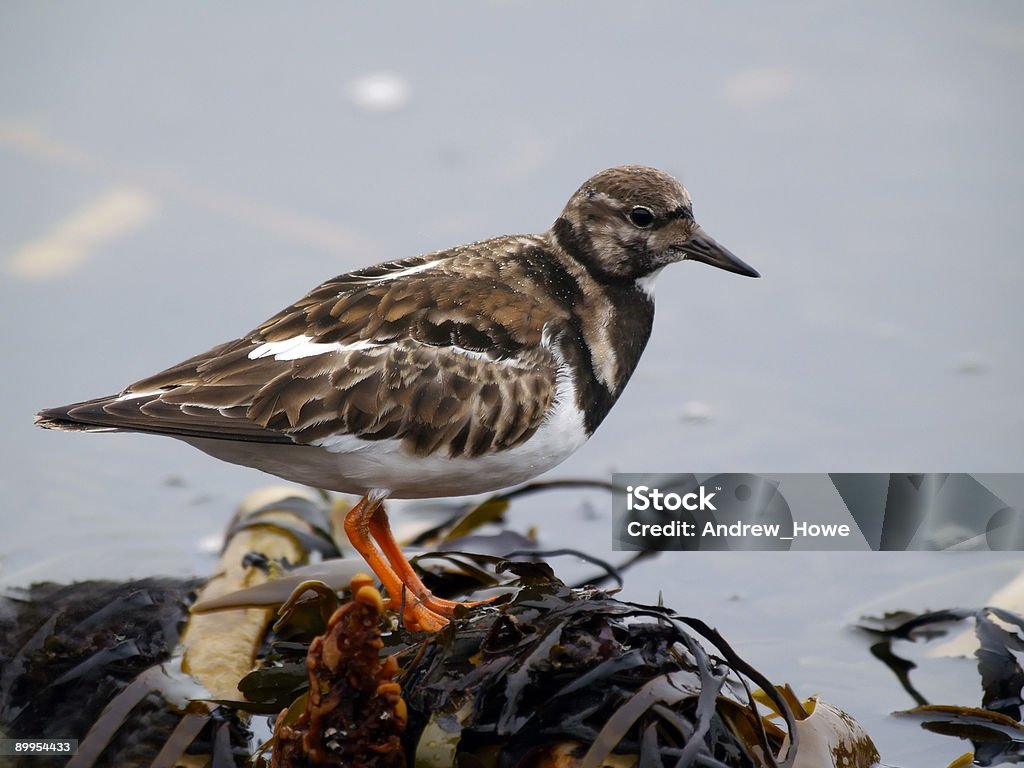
[679,227,759,278]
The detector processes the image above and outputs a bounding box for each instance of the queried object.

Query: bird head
[553,165,759,282]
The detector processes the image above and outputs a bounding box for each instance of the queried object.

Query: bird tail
[35,397,122,432]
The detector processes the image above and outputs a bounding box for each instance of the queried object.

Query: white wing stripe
[248,334,534,366]
[247,336,380,361]
[348,259,442,282]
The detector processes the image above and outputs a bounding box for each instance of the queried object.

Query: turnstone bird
[37,166,758,630]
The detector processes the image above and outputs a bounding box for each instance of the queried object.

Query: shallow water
[1,4,1022,765]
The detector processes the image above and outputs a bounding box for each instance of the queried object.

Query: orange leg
[343,495,448,632]
[366,500,494,618]
[366,500,470,616]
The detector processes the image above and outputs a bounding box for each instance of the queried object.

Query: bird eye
[628,206,655,229]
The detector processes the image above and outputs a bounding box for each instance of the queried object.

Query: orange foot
[343,493,488,632]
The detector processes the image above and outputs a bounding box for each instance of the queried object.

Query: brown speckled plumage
[37,166,758,495]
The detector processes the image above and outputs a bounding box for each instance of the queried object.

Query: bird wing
[38,249,570,459]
